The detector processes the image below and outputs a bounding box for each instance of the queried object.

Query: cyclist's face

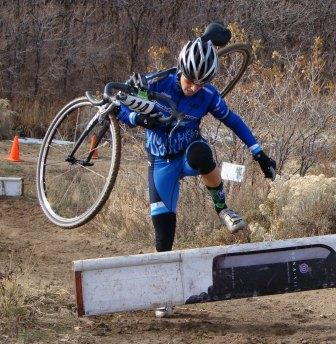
[180,75,203,96]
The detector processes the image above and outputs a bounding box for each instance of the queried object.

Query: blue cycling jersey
[117,69,262,157]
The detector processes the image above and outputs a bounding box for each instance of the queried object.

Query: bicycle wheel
[214,43,252,97]
[36,97,121,228]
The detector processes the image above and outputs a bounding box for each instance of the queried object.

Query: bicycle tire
[36,97,121,228]
[216,43,252,97]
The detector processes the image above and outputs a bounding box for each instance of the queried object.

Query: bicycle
[36,24,252,228]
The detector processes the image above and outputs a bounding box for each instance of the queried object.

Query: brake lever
[128,72,149,91]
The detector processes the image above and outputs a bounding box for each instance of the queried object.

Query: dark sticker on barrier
[186,244,336,304]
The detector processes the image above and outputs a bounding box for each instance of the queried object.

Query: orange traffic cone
[8,135,22,162]
[90,133,99,159]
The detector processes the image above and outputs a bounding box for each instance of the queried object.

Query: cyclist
[117,36,276,253]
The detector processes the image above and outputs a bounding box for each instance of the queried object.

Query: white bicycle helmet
[178,37,219,84]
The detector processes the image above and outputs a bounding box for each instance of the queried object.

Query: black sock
[152,213,176,252]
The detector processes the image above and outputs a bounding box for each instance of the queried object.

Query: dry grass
[95,135,155,249]
[0,99,16,139]
[0,274,35,337]
[0,253,78,343]
[0,255,40,339]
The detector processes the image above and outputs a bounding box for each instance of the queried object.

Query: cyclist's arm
[116,104,137,127]
[209,92,262,155]
[117,73,161,127]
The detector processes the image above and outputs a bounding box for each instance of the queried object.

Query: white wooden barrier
[0,177,23,196]
[73,234,336,316]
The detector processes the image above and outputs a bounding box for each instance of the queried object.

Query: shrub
[253,174,336,240]
[0,99,16,139]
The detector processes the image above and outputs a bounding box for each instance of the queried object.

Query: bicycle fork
[66,112,110,167]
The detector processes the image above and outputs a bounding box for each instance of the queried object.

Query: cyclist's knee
[152,212,176,252]
[186,141,216,175]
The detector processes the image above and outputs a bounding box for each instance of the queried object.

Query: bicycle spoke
[75,172,83,217]
[76,164,107,180]
[48,142,71,156]
[55,128,71,155]
[73,147,95,160]
[46,165,79,183]
[88,168,101,194]
[44,160,69,167]
[73,108,81,149]
[87,172,100,205]
[53,170,81,209]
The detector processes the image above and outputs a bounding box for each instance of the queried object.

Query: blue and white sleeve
[209,92,262,155]
[117,74,161,127]
[117,104,137,127]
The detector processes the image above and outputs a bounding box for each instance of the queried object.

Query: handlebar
[85,82,133,106]
[85,81,183,126]
[85,92,105,106]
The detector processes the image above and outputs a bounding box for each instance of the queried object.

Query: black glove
[126,72,148,90]
[253,151,276,180]
[134,113,162,129]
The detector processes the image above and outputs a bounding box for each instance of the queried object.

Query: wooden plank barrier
[73,234,336,316]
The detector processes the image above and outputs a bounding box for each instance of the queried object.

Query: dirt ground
[1,140,336,344]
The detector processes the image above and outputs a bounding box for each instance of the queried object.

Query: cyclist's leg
[183,140,216,176]
[148,155,182,252]
[183,140,246,233]
[183,140,227,212]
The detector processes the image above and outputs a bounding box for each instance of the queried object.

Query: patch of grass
[17,329,53,343]
[0,275,37,338]
[0,253,78,343]
[0,163,24,175]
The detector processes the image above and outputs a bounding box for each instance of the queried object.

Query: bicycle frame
[65,104,113,166]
